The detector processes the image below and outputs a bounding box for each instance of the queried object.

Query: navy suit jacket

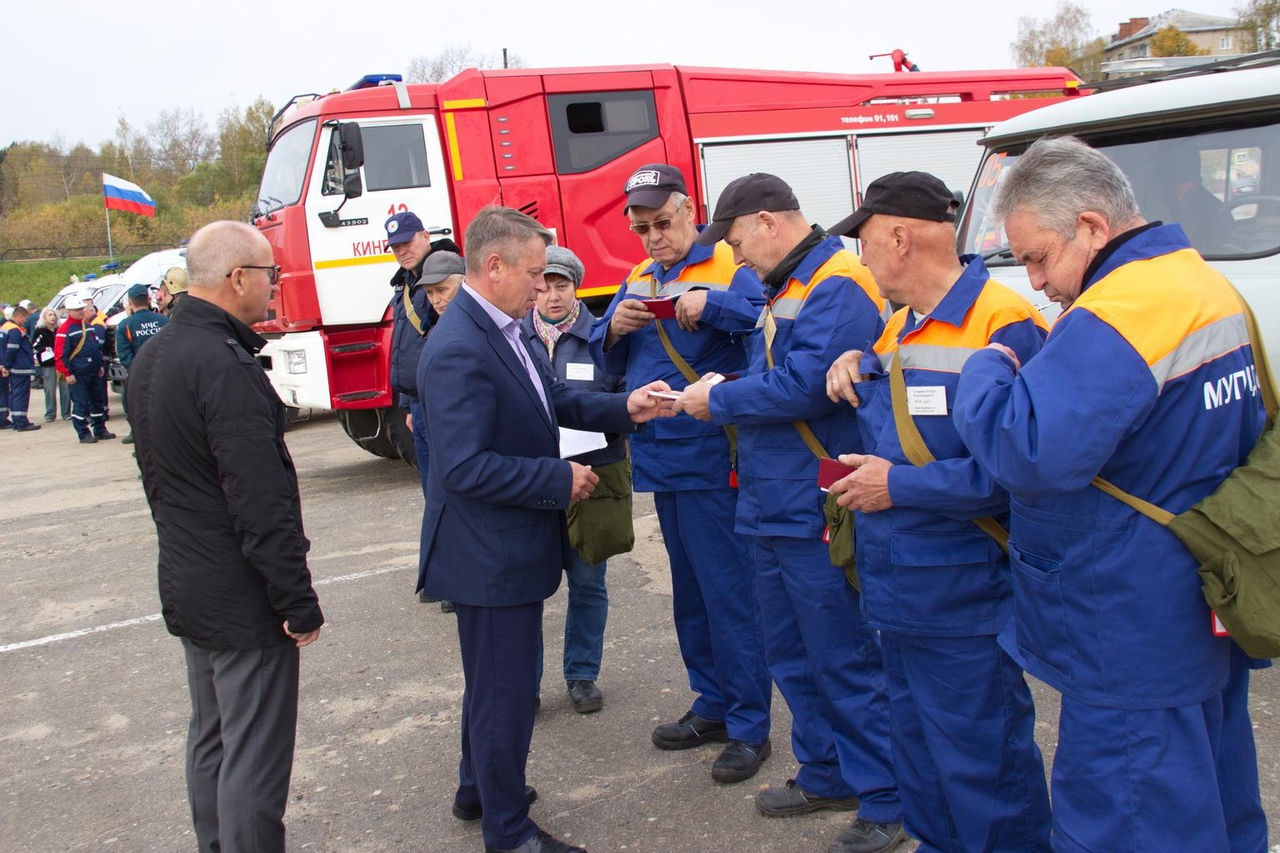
[416,287,635,606]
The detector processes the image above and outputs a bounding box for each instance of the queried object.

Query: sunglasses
[628,217,677,236]
[227,265,282,286]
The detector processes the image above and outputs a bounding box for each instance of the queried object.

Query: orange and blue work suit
[1,319,37,428]
[707,232,900,818]
[589,236,771,746]
[853,256,1051,852]
[954,224,1268,852]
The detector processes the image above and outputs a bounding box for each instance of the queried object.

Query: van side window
[548,91,659,175]
[323,124,431,195]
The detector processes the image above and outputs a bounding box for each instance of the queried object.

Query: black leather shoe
[418,591,439,603]
[14,423,41,432]
[651,710,729,750]
[452,785,538,821]
[440,600,456,613]
[484,828,586,852]
[828,818,906,853]
[79,434,97,444]
[755,778,859,816]
[567,680,603,714]
[95,430,117,440]
[711,738,771,783]
[120,432,134,444]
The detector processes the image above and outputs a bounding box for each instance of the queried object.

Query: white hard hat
[64,295,87,310]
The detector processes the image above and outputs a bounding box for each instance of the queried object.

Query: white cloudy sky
[3,0,1248,146]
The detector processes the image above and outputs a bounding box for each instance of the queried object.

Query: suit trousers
[1051,653,1267,853]
[181,638,300,853]
[454,601,543,849]
[879,631,1050,852]
[654,489,771,744]
[753,535,900,823]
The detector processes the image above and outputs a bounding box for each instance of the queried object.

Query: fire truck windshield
[256,119,318,216]
[960,119,1280,264]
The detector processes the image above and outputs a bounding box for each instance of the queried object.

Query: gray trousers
[181,638,300,853]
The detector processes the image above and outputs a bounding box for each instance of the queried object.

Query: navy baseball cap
[696,173,800,246]
[623,164,688,212]
[385,212,425,246]
[126,284,150,301]
[831,171,958,239]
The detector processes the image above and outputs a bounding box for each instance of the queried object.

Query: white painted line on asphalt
[0,563,413,654]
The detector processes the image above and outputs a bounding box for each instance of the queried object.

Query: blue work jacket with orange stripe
[954,224,1266,709]
[589,239,764,492]
[709,235,886,538]
[853,257,1047,636]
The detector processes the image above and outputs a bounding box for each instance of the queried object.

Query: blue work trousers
[0,371,8,425]
[655,489,771,744]
[68,370,107,437]
[408,399,431,500]
[879,631,1050,852]
[538,550,609,685]
[753,535,900,823]
[7,372,32,427]
[454,601,542,850]
[1051,650,1267,852]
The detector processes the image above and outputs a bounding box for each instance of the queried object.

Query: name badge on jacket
[566,362,594,382]
[907,386,947,416]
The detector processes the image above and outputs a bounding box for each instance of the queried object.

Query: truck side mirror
[343,170,363,200]
[339,122,364,171]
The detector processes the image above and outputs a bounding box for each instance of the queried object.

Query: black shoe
[79,434,97,444]
[121,433,134,445]
[13,423,41,432]
[755,778,859,816]
[418,591,440,603]
[452,785,538,821]
[485,829,586,853]
[651,710,729,750]
[711,739,771,783]
[567,680,603,714]
[828,818,906,853]
[95,431,117,440]
[534,695,541,714]
[0,423,11,430]
[440,600,455,613]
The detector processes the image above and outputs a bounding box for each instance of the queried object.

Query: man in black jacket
[126,220,324,853]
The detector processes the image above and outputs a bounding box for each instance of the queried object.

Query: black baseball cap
[623,164,688,212]
[831,171,958,238]
[696,173,800,246]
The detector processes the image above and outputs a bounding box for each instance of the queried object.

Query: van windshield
[961,118,1280,262]
[256,119,318,216]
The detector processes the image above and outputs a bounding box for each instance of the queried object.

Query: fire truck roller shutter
[700,137,856,234]
[854,129,987,204]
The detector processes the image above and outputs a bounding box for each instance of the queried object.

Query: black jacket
[125,295,323,649]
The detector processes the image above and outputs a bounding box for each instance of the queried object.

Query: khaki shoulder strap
[402,284,425,335]
[1091,282,1274,519]
[67,324,87,363]
[653,302,738,467]
[890,353,1009,552]
[761,306,830,459]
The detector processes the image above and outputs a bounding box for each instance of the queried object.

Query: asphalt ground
[2,404,1278,852]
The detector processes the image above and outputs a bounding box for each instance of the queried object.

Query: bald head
[185,221,277,325]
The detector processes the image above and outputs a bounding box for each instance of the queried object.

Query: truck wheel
[338,405,419,468]
[338,408,400,459]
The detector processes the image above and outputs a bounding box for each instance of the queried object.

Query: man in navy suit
[416,206,675,853]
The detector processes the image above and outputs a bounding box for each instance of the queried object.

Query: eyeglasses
[628,217,676,236]
[226,264,281,285]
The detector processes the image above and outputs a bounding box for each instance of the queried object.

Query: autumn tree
[406,44,525,83]
[1150,25,1211,56]
[1012,1,1107,81]
[1238,0,1280,50]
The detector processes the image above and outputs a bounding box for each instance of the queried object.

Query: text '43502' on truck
[250,61,1082,465]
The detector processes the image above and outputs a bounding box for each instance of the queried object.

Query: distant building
[1102,9,1246,77]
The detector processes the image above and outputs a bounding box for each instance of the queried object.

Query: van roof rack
[1087,48,1280,92]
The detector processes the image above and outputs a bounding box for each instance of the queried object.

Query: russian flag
[103,173,156,217]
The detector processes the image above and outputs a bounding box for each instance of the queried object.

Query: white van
[956,60,1280,365]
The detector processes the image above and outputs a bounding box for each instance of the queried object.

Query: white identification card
[907,386,948,416]
[566,362,594,381]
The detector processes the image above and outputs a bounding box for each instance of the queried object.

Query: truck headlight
[286,350,308,374]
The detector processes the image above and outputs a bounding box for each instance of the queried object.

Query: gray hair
[464,206,553,277]
[185,221,268,288]
[993,136,1140,238]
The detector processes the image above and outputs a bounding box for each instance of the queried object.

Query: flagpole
[104,202,114,265]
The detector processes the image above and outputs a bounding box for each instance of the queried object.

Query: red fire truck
[250,62,1082,462]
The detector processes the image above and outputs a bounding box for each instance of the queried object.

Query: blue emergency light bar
[347,74,404,91]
